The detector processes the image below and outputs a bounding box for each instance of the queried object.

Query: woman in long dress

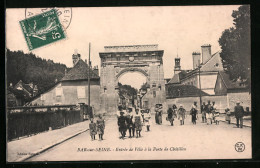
[96,114,105,140]
[167,104,177,126]
[157,104,163,125]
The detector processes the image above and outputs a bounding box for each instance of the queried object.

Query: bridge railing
[6,105,84,141]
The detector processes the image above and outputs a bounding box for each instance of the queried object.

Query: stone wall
[166,92,251,113]
[227,92,251,111]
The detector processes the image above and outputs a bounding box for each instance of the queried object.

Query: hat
[180,104,183,108]
[236,101,240,104]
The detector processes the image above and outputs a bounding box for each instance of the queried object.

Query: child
[134,109,143,138]
[225,108,231,124]
[118,111,127,139]
[143,109,151,131]
[89,118,97,141]
[96,114,105,141]
[126,108,135,138]
[178,105,186,125]
[214,112,220,125]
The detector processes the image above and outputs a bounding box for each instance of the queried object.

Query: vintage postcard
[5,6,251,162]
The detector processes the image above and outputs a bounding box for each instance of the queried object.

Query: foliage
[218,5,250,86]
[6,49,67,95]
[118,82,137,99]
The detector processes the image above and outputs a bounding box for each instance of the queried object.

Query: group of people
[88,100,246,141]
[165,101,223,126]
[117,106,151,139]
[166,104,187,126]
[201,101,220,125]
[166,100,246,128]
[89,114,105,141]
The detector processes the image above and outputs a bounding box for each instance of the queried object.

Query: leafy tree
[218,5,250,86]
[6,49,68,95]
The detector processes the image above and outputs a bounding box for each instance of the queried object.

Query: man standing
[212,101,217,123]
[234,101,245,128]
[206,100,212,125]
[201,102,207,123]
[191,102,198,123]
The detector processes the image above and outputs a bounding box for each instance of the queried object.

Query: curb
[15,128,89,162]
[218,119,251,128]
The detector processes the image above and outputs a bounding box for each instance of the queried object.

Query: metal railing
[7,105,84,141]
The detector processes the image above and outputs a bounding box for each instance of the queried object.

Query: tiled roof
[200,52,223,72]
[168,71,188,84]
[8,87,31,100]
[14,80,33,96]
[167,84,209,98]
[168,51,223,84]
[62,59,99,81]
[218,71,248,90]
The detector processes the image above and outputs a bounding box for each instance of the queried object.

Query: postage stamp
[19,9,66,51]
[25,8,72,30]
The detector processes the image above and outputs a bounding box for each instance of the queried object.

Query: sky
[6,5,240,89]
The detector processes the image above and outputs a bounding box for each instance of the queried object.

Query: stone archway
[99,44,166,113]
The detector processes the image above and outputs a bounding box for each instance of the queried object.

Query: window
[153,91,156,98]
[56,87,63,97]
[40,94,45,101]
[77,86,86,98]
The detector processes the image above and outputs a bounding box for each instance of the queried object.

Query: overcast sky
[6,5,240,89]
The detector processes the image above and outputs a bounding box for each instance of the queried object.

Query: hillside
[6,49,68,95]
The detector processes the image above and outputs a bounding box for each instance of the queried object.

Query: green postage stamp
[20,9,66,50]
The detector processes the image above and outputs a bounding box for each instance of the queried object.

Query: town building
[214,71,251,111]
[166,44,251,112]
[7,81,38,107]
[168,44,223,95]
[30,51,101,112]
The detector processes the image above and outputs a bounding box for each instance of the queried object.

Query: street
[28,114,251,161]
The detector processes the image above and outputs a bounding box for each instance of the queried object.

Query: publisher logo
[235,142,245,152]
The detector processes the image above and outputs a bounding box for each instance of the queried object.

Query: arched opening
[117,71,147,109]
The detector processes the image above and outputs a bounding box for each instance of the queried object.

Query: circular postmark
[235,142,245,152]
[25,8,72,30]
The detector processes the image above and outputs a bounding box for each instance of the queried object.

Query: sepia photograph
[5,5,251,162]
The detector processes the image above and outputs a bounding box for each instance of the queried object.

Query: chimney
[72,49,81,66]
[192,52,201,69]
[201,44,211,64]
[33,85,38,96]
[93,65,99,76]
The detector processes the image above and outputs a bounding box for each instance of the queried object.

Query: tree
[218,5,250,86]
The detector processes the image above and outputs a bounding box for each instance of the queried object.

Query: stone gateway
[99,44,166,113]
